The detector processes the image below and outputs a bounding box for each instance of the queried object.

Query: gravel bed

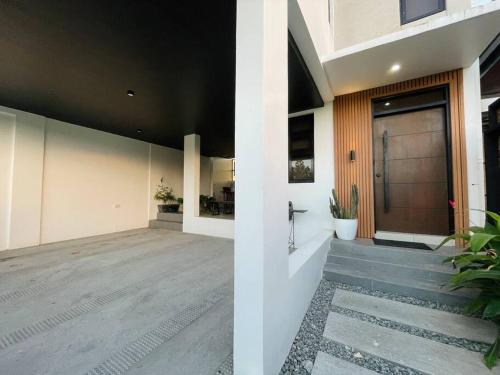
[279,279,422,374]
[335,282,464,314]
[331,305,490,353]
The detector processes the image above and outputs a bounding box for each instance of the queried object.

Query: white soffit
[323,2,500,96]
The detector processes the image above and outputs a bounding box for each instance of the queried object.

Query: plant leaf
[483,299,500,319]
[464,297,488,316]
[486,211,500,231]
[470,233,499,253]
[484,338,500,369]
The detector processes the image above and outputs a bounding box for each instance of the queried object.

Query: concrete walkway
[314,288,500,375]
[0,228,233,375]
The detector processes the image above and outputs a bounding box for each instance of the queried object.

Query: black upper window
[289,114,314,183]
[400,0,445,25]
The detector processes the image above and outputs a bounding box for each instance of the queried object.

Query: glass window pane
[373,87,446,115]
[289,114,314,183]
[401,0,444,24]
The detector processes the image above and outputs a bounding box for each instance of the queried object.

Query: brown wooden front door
[373,107,450,235]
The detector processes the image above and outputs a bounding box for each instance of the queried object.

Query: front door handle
[383,130,390,213]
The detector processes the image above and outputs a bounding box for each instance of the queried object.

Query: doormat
[373,238,433,250]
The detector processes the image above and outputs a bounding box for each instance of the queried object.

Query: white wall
[0,105,186,251]
[182,135,234,239]
[296,0,333,56]
[234,1,331,373]
[149,144,184,220]
[288,103,335,247]
[463,59,486,226]
[0,111,16,251]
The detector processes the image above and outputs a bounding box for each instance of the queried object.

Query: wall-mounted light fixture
[127,90,135,97]
[350,150,356,162]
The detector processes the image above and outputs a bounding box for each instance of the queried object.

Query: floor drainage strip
[86,286,230,375]
[0,283,48,304]
[215,353,233,375]
[330,305,489,354]
[0,261,210,350]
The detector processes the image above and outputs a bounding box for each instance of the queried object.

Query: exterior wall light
[127,90,135,97]
[350,150,356,162]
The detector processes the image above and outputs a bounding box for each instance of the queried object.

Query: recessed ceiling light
[127,90,135,97]
[385,102,391,106]
[136,129,142,133]
[390,64,401,73]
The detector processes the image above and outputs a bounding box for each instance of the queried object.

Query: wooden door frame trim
[370,86,455,235]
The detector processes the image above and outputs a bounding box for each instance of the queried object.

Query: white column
[183,134,200,227]
[234,0,288,374]
[463,59,486,226]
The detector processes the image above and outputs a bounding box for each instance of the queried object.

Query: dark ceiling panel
[0,1,323,158]
[288,33,324,113]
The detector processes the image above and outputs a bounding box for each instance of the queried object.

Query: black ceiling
[0,1,323,157]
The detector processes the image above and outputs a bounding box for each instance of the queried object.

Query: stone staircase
[149,212,183,231]
[324,238,476,306]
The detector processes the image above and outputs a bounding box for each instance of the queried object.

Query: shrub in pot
[329,184,359,240]
[154,178,180,213]
[437,210,500,369]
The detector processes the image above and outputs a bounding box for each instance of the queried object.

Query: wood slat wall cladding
[333,70,468,239]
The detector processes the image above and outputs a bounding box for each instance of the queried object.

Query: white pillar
[234,0,288,374]
[463,59,486,226]
[183,134,200,227]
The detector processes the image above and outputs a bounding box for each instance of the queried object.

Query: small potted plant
[176,197,183,212]
[329,184,359,240]
[154,178,180,213]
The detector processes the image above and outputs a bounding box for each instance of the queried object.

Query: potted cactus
[329,184,359,240]
[154,178,180,213]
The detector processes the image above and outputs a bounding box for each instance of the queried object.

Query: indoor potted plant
[329,184,359,240]
[154,178,180,213]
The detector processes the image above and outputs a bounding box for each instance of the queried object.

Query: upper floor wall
[332,0,493,50]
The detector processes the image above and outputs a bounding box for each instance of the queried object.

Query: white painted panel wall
[149,144,184,220]
[288,103,335,247]
[8,110,46,249]
[463,59,486,226]
[0,112,15,251]
[0,105,186,250]
[40,119,150,243]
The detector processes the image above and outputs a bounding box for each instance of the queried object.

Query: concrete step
[312,352,376,375]
[323,312,500,375]
[324,263,475,306]
[149,220,182,231]
[332,289,497,344]
[327,254,455,283]
[157,212,183,223]
[330,239,458,267]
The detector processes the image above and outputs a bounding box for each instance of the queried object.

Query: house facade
[0,1,499,374]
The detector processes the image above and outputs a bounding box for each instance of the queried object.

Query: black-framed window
[400,0,445,25]
[289,114,314,183]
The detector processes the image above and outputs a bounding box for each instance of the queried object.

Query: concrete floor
[0,228,234,375]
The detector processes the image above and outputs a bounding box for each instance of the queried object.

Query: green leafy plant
[153,177,176,204]
[177,197,183,205]
[199,195,215,213]
[437,210,500,369]
[329,184,359,219]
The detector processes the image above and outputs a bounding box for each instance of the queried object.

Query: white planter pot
[334,218,358,240]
